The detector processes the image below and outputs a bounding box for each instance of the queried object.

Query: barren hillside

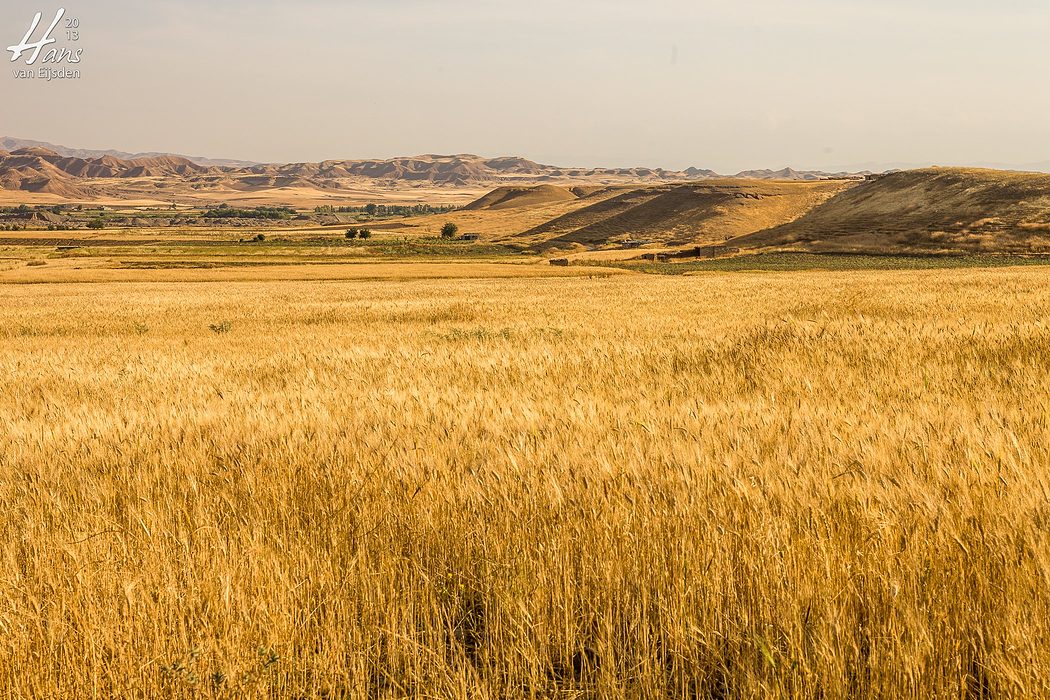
[462,184,582,210]
[504,180,854,249]
[367,180,853,251]
[729,168,1050,254]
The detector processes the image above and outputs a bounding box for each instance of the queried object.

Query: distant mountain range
[0,137,258,169]
[0,136,881,202]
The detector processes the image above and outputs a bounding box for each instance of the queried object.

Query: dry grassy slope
[501,179,853,250]
[730,168,1050,254]
[462,184,581,210]
[387,180,852,250]
[369,186,634,240]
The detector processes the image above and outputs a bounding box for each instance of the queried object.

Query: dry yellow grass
[1,268,1049,697]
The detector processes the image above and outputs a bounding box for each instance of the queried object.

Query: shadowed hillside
[730,168,1050,254]
[504,180,853,250]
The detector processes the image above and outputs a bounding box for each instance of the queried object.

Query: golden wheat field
[2,267,1049,698]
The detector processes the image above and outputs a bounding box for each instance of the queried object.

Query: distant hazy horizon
[4,0,1050,173]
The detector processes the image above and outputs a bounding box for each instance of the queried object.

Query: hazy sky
[4,0,1050,172]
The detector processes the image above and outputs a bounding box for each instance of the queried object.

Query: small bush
[208,321,232,334]
[441,222,459,239]
[359,229,372,239]
[345,228,358,239]
[254,233,266,242]
[87,219,105,230]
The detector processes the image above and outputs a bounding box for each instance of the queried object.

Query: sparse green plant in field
[86,218,105,229]
[441,222,459,239]
[440,326,514,341]
[359,228,372,239]
[208,320,232,334]
[345,228,358,239]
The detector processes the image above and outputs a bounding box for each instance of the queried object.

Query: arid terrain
[6,138,1050,261]
[3,137,1050,698]
[0,136,868,209]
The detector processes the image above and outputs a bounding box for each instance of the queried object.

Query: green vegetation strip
[589,252,1050,274]
[24,238,524,268]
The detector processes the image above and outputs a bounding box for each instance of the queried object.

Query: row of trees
[0,204,82,215]
[315,203,457,217]
[200,204,296,220]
